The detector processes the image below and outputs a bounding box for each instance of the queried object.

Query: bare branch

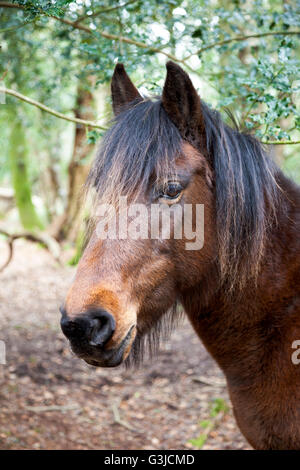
[1,87,299,145]
[184,30,300,60]
[0,87,107,130]
[111,402,141,433]
[192,375,226,387]
[0,228,62,273]
[0,1,24,8]
[24,404,80,413]
[0,234,13,273]
[262,139,300,145]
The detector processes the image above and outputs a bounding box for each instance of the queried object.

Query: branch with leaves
[0,1,181,63]
[0,1,299,145]
[3,1,299,74]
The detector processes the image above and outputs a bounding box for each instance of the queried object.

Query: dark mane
[87,97,182,206]
[200,101,280,288]
[87,96,281,291]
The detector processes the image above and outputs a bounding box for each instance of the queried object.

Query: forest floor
[0,240,250,450]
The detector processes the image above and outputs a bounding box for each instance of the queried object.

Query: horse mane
[200,101,280,289]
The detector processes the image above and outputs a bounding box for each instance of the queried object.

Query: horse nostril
[60,309,115,348]
[60,316,85,340]
[88,310,116,348]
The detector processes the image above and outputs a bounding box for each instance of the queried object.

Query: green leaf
[189,434,207,449]
[295,116,300,130]
[210,398,229,417]
[199,420,211,429]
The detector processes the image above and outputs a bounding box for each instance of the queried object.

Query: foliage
[0,0,299,234]
[188,397,229,449]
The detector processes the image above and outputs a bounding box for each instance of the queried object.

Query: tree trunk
[50,82,95,242]
[9,116,43,231]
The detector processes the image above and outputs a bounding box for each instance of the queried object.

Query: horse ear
[162,61,206,149]
[111,63,142,115]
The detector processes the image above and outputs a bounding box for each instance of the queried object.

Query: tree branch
[0,1,179,63]
[262,139,300,145]
[184,30,300,60]
[48,17,180,63]
[0,228,62,272]
[0,18,36,33]
[75,0,139,24]
[0,234,13,273]
[0,87,107,130]
[0,1,23,7]
[1,87,299,144]
[243,66,285,123]
[1,2,298,145]
[1,2,299,66]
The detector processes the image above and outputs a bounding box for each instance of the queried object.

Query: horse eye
[160,182,183,201]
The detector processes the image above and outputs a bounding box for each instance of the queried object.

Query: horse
[60,61,300,450]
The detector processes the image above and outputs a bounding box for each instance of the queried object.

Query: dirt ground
[0,240,250,450]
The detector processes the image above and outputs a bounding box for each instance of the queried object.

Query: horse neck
[182,170,300,381]
[181,173,300,448]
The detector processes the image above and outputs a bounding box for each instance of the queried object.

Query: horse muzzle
[60,307,136,367]
[81,326,136,367]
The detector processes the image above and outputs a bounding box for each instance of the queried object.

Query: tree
[8,113,43,230]
[51,79,95,241]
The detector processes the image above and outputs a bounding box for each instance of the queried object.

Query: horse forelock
[86,97,182,209]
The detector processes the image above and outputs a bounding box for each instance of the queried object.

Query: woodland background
[0,0,299,255]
